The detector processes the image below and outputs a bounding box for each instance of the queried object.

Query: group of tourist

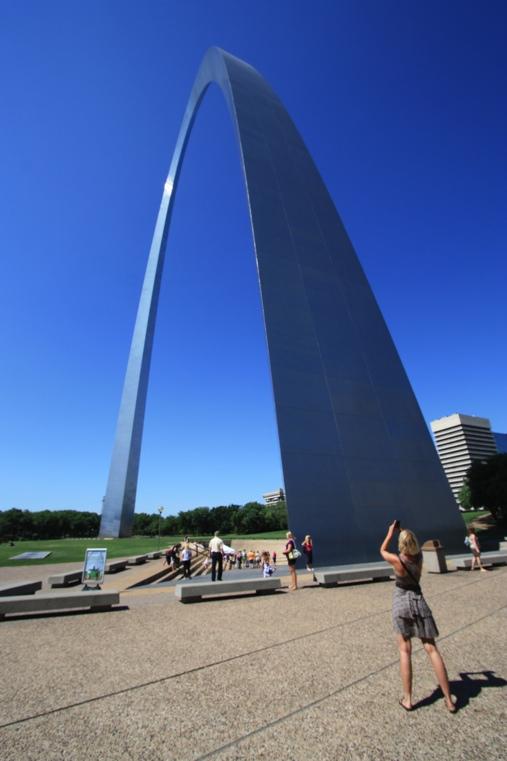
[163,530,315,586]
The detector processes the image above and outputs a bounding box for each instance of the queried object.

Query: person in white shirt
[208,531,224,581]
[180,538,192,578]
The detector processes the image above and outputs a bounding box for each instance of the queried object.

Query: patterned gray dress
[392,554,439,639]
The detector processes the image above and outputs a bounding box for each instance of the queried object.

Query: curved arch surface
[99,48,463,564]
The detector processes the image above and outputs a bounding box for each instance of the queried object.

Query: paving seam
[0,570,503,731]
[195,602,507,760]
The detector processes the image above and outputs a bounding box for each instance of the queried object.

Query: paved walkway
[0,566,506,760]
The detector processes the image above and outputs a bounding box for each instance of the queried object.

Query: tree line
[5,452,503,542]
[459,454,507,523]
[0,500,288,541]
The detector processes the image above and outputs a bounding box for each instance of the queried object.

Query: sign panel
[82,548,107,586]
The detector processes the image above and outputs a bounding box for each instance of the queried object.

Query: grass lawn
[461,509,488,526]
[0,537,176,567]
[0,531,287,567]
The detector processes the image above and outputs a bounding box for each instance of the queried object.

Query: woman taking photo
[283,531,298,591]
[380,521,456,713]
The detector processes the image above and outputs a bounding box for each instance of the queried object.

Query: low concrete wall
[0,590,120,619]
[176,577,281,602]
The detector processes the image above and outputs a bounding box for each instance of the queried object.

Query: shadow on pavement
[413,670,507,712]
[1,605,130,622]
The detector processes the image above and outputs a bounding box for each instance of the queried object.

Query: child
[261,551,274,577]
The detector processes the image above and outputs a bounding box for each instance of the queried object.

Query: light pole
[157,506,164,551]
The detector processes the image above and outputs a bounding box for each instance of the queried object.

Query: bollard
[422,539,448,573]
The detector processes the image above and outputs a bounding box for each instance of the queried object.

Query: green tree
[235,502,265,533]
[0,508,33,540]
[264,500,289,530]
[133,512,154,535]
[457,484,472,510]
[467,454,507,523]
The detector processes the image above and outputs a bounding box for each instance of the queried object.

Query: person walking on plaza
[467,527,489,572]
[272,550,277,567]
[283,531,299,591]
[209,530,224,581]
[181,538,192,578]
[301,534,314,571]
[380,521,456,713]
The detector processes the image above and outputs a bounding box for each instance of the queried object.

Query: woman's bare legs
[397,634,413,708]
[289,565,298,590]
[422,638,456,712]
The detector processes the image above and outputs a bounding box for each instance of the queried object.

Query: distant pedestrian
[171,544,181,570]
[209,531,224,581]
[301,534,314,571]
[272,551,277,566]
[261,551,274,577]
[181,538,192,578]
[467,527,489,572]
[283,531,299,591]
[380,521,456,713]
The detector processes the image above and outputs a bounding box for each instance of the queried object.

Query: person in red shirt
[301,534,313,571]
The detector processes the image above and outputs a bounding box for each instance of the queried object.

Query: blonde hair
[398,529,420,556]
[304,535,311,544]
[286,531,293,539]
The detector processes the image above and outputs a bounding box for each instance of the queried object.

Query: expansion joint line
[195,601,507,760]
[0,572,502,731]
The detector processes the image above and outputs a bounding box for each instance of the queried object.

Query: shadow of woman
[413,670,507,711]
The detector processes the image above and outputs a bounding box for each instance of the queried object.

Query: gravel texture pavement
[0,564,505,760]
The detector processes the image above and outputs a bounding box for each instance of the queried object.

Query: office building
[431,414,498,501]
[262,488,285,505]
[493,432,507,454]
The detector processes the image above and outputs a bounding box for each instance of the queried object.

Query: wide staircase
[121,543,290,590]
[127,542,209,588]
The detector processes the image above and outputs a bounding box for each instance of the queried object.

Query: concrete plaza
[0,565,506,760]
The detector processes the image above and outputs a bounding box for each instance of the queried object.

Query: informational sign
[82,548,107,587]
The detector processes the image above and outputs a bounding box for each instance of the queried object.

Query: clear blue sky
[1,1,506,514]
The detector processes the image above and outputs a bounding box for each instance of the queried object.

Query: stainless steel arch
[99,47,464,564]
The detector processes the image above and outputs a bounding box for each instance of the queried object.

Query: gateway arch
[99,48,464,564]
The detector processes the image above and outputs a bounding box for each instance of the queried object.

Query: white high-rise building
[431,413,498,501]
[262,488,285,505]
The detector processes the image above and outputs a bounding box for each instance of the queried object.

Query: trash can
[422,539,448,573]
